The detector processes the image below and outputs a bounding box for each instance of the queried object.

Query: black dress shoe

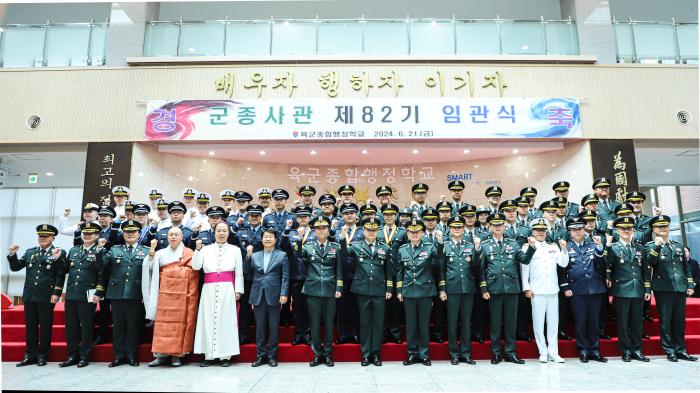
[200,359,216,367]
[324,357,334,367]
[36,358,47,367]
[108,359,127,368]
[667,354,678,362]
[632,352,649,362]
[505,356,525,364]
[579,354,589,363]
[450,357,460,365]
[460,356,476,365]
[268,358,278,367]
[77,360,89,368]
[403,354,419,365]
[361,357,370,366]
[128,359,139,367]
[643,334,650,340]
[491,355,502,364]
[291,338,301,345]
[16,357,37,367]
[558,331,572,341]
[421,358,432,366]
[59,357,79,368]
[590,353,608,363]
[310,356,324,367]
[251,357,267,367]
[599,333,611,340]
[352,335,359,344]
[393,337,402,344]
[220,359,232,367]
[372,356,382,366]
[621,353,632,362]
[676,352,698,361]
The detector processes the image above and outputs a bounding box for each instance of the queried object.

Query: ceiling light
[246,167,252,171]
[412,149,419,154]
[208,151,215,156]
[361,149,368,154]
[45,172,54,176]
[512,149,519,154]
[187,176,194,181]
[202,159,207,163]
[310,150,317,155]
[474,165,479,168]
[259,150,266,155]
[521,45,529,50]
[463,149,470,154]
[430,20,437,26]
[665,168,673,173]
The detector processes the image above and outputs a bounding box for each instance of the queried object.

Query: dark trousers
[110,299,144,361]
[558,291,571,334]
[253,299,281,359]
[65,300,96,360]
[307,295,335,357]
[570,293,603,355]
[336,280,358,339]
[599,290,610,333]
[447,293,474,358]
[655,291,688,355]
[471,293,488,338]
[357,294,385,359]
[23,301,55,359]
[238,280,254,342]
[516,293,532,338]
[290,280,309,340]
[488,293,518,357]
[95,298,111,340]
[404,297,432,359]
[280,294,292,326]
[430,294,446,340]
[615,297,643,354]
[384,292,403,341]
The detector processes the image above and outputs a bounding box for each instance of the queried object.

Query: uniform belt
[203,271,235,285]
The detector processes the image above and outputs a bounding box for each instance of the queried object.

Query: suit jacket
[249,249,290,306]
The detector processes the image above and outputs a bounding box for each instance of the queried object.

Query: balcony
[613,18,698,64]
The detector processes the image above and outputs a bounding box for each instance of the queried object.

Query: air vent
[26,114,41,130]
[677,110,691,125]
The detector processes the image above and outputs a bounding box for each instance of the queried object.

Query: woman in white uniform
[192,222,244,367]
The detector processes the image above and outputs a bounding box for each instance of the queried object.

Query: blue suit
[263,211,296,233]
[249,249,289,359]
[280,227,316,342]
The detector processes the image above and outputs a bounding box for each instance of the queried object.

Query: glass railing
[0,20,109,68]
[613,18,698,64]
[143,17,580,57]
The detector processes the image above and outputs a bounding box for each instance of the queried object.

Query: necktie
[602,200,609,211]
[39,249,46,258]
[497,240,502,250]
[320,243,325,255]
[128,245,134,256]
[468,231,474,243]
[370,243,375,255]
[429,233,434,242]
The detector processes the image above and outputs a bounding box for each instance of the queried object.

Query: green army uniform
[377,205,407,343]
[606,219,651,358]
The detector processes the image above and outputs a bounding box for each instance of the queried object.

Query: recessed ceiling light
[208,151,215,156]
[138,172,144,177]
[310,150,317,155]
[412,149,419,154]
[187,176,194,181]
[259,150,266,155]
[430,20,437,26]
[665,168,673,173]
[512,149,519,154]
[551,164,556,167]
[202,159,207,163]
[45,172,54,176]
[361,149,368,154]
[463,149,470,154]
[246,167,252,171]
[474,165,479,168]
[521,45,529,50]
[283,21,290,26]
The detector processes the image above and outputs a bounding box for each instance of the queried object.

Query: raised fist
[293,200,301,207]
[150,239,158,250]
[118,214,126,222]
[246,245,253,255]
[605,234,613,245]
[195,239,203,250]
[558,239,568,249]
[331,219,338,228]
[654,236,664,246]
[527,236,536,247]
[8,245,19,255]
[593,235,602,246]
[237,217,244,225]
[340,226,348,238]
[190,210,197,218]
[286,219,293,228]
[435,230,443,242]
[51,247,62,258]
[653,206,662,216]
[440,195,446,202]
[578,206,584,213]
[474,237,481,249]
[607,220,613,228]
[63,208,71,217]
[97,238,107,248]
[297,226,306,236]
[193,222,202,232]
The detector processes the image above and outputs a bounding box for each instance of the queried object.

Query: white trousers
[531,294,559,356]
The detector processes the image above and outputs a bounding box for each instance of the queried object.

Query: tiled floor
[2,357,699,392]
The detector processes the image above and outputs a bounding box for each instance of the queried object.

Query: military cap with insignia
[133,203,151,215]
[340,202,359,214]
[515,197,530,207]
[614,203,634,216]
[539,200,559,211]
[294,206,313,217]
[167,201,187,214]
[580,210,597,221]
[375,185,393,196]
[529,218,548,230]
[219,189,235,200]
[310,216,331,228]
[182,187,197,198]
[359,203,378,215]
[299,185,317,196]
[155,198,170,209]
[448,180,465,191]
[338,184,356,195]
[552,181,570,192]
[498,199,517,210]
[206,206,227,217]
[36,224,58,236]
[566,217,585,230]
[484,185,503,197]
[649,215,671,227]
[112,186,131,196]
[406,218,426,232]
[592,177,611,188]
[120,220,142,232]
[581,193,599,206]
[124,200,136,212]
[381,203,399,214]
[412,183,429,193]
[458,204,477,217]
[234,191,253,202]
[552,196,567,208]
[436,201,453,212]
[148,188,163,199]
[448,216,466,227]
[625,191,646,202]
[196,192,211,203]
[82,203,100,212]
[421,208,439,220]
[361,217,380,230]
[613,216,635,228]
[256,188,272,198]
[520,186,538,197]
[246,204,264,215]
[399,207,413,217]
[487,213,506,225]
[80,222,101,234]
[318,194,337,205]
[97,205,116,217]
[272,189,290,200]
[476,205,491,215]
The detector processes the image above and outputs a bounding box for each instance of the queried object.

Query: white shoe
[550,355,565,363]
[539,355,548,363]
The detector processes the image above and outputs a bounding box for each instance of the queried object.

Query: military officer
[375,186,394,212]
[436,201,453,234]
[479,213,535,364]
[187,192,211,232]
[153,198,171,231]
[111,185,131,219]
[460,204,488,343]
[335,202,363,344]
[341,217,392,366]
[219,189,236,214]
[606,216,651,362]
[396,218,442,366]
[519,187,541,220]
[191,206,240,247]
[181,187,198,219]
[560,217,608,363]
[644,215,697,362]
[593,178,619,222]
[318,193,338,222]
[515,197,533,226]
[359,202,381,225]
[336,185,356,215]
[378,203,407,344]
[398,207,413,227]
[552,197,569,228]
[441,216,480,365]
[553,181,580,219]
[226,191,252,229]
[447,181,466,216]
[476,206,491,230]
[145,201,196,251]
[484,186,502,214]
[56,203,99,245]
[540,200,567,244]
[256,187,273,216]
[238,203,267,345]
[410,183,431,216]
[7,224,67,367]
[298,185,322,217]
[297,217,343,367]
[420,208,446,343]
[98,220,151,367]
[264,189,296,233]
[60,222,106,368]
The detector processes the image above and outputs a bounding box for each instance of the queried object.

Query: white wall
[610,0,698,23]
[1,3,110,24]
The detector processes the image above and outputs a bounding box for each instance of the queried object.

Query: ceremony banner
[145,98,581,141]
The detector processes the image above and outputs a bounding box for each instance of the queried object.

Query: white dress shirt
[521,241,569,295]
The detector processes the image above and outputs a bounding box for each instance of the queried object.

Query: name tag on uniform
[378,249,385,255]
[419,251,428,257]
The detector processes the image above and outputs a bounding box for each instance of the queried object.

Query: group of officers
[7,177,698,368]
